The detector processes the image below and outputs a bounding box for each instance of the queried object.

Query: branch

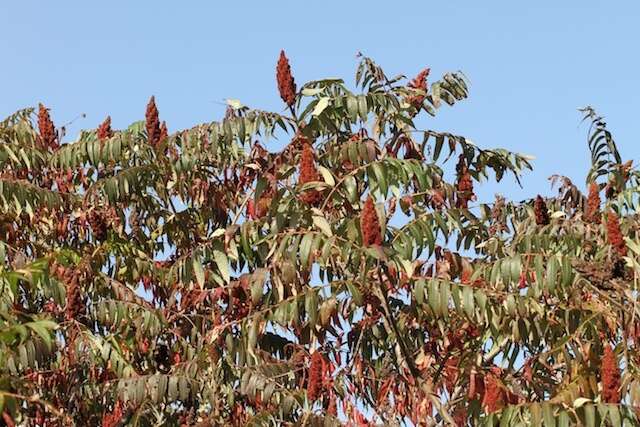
[375,264,420,379]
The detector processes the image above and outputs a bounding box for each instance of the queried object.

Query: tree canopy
[1,52,639,426]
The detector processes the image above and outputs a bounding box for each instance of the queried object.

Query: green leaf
[462,285,475,318]
[371,163,388,197]
[348,282,363,306]
[312,97,330,116]
[313,215,333,237]
[439,280,450,318]
[301,87,323,96]
[299,233,314,269]
[530,403,542,426]
[557,411,570,427]
[193,259,205,287]
[214,250,230,284]
[583,404,596,427]
[573,398,591,408]
[499,406,514,427]
[317,166,335,186]
[415,279,425,304]
[542,403,556,427]
[433,134,444,161]
[305,290,318,328]
[428,280,440,315]
[251,279,263,305]
[608,406,621,427]
[346,96,358,120]
[25,321,57,351]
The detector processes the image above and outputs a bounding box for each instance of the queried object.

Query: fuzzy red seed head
[408,68,430,90]
[246,199,256,220]
[327,392,337,416]
[298,143,322,205]
[65,273,85,321]
[97,116,113,141]
[255,194,272,219]
[276,50,297,107]
[456,155,475,209]
[307,351,324,402]
[585,182,601,223]
[534,195,550,226]
[37,103,58,150]
[159,121,168,143]
[452,407,466,426]
[101,400,124,427]
[430,189,446,210]
[460,265,473,284]
[361,196,382,247]
[299,144,318,184]
[292,133,310,149]
[606,210,627,256]
[601,344,621,403]
[145,96,161,148]
[407,68,430,109]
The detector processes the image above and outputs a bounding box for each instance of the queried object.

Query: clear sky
[1,1,639,202]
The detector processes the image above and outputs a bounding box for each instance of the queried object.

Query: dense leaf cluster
[1,54,639,426]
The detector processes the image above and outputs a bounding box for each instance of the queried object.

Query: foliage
[1,52,639,426]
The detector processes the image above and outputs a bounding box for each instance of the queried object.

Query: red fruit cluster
[455,155,474,209]
[489,195,507,235]
[88,208,108,241]
[246,199,256,220]
[534,195,550,226]
[276,50,296,107]
[361,196,382,246]
[0,214,16,245]
[55,212,70,240]
[606,211,627,256]
[252,174,277,220]
[145,96,161,148]
[307,351,324,402]
[159,121,168,143]
[253,194,272,219]
[101,400,124,427]
[97,116,113,140]
[64,268,86,321]
[327,393,337,416]
[460,266,473,285]
[407,68,430,109]
[37,103,58,150]
[429,189,446,210]
[601,344,621,403]
[585,182,601,223]
[298,143,322,205]
[409,68,430,90]
[452,407,467,426]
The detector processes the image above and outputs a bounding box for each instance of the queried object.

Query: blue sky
[1,1,639,202]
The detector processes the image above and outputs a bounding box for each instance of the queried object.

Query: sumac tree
[1,53,639,426]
